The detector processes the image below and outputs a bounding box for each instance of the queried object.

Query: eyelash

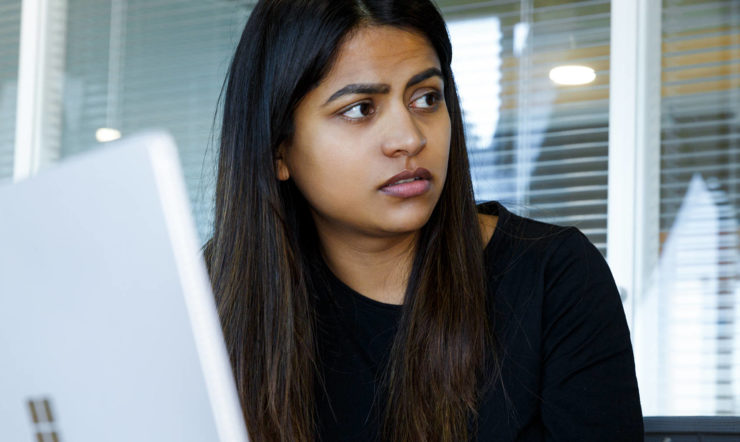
[411,91,442,111]
[340,101,375,122]
[338,90,443,122]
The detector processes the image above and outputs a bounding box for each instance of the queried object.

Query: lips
[380,168,432,189]
[380,167,432,198]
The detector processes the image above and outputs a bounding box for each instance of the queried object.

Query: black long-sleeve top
[314,201,644,441]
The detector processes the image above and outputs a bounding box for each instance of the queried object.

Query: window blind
[58,0,252,241]
[656,0,740,416]
[440,0,611,253]
[0,0,21,182]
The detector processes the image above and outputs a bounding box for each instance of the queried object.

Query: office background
[1,0,738,418]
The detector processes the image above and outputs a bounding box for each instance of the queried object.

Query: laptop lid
[0,132,248,442]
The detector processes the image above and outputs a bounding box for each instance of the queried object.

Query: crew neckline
[322,201,509,311]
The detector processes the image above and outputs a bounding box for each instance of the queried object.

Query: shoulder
[477,201,578,272]
[479,202,619,329]
[483,205,625,346]
[491,212,608,299]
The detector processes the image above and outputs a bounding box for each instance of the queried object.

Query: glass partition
[636,0,740,416]
[0,0,22,182]
[441,0,611,252]
[57,0,249,240]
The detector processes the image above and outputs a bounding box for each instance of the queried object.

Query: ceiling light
[549,65,596,86]
[96,128,122,143]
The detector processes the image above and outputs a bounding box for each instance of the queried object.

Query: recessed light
[549,65,596,86]
[96,128,122,143]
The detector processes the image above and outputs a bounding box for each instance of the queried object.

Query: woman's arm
[540,229,644,441]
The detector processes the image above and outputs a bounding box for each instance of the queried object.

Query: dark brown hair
[205,0,495,440]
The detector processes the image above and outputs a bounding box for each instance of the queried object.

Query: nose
[380,105,427,157]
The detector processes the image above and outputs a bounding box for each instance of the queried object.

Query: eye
[410,91,442,110]
[340,101,375,120]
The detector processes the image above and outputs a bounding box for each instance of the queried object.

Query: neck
[313,217,418,306]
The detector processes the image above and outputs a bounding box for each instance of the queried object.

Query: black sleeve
[539,228,644,441]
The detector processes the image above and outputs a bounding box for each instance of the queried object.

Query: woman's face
[278,26,451,239]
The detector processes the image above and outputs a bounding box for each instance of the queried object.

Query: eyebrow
[323,67,444,106]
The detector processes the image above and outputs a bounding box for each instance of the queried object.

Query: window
[55,0,250,240]
[0,0,21,182]
[441,0,611,252]
[633,0,740,416]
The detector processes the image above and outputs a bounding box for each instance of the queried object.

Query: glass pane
[441,0,610,253]
[642,0,740,416]
[57,0,250,241]
[0,0,22,182]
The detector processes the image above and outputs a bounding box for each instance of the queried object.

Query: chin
[379,205,436,235]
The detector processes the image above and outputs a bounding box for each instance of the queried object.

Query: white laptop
[0,132,248,442]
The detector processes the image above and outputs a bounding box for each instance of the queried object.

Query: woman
[205,0,643,440]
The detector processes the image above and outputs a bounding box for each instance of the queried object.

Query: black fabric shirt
[314,201,644,441]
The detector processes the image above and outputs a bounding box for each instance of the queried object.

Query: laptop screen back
[0,133,247,442]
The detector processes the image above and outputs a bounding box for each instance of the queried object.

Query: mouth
[390,177,423,185]
[380,167,432,198]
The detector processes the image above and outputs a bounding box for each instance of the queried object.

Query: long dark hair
[205,1,494,440]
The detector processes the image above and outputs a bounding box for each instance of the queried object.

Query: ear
[275,142,290,181]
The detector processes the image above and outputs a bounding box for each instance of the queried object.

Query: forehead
[321,26,441,87]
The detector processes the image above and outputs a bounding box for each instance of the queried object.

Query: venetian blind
[0,0,21,182]
[58,0,252,241]
[439,0,610,252]
[656,0,740,416]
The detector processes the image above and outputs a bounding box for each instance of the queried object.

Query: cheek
[286,133,368,213]
[442,125,451,164]
[429,115,452,178]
